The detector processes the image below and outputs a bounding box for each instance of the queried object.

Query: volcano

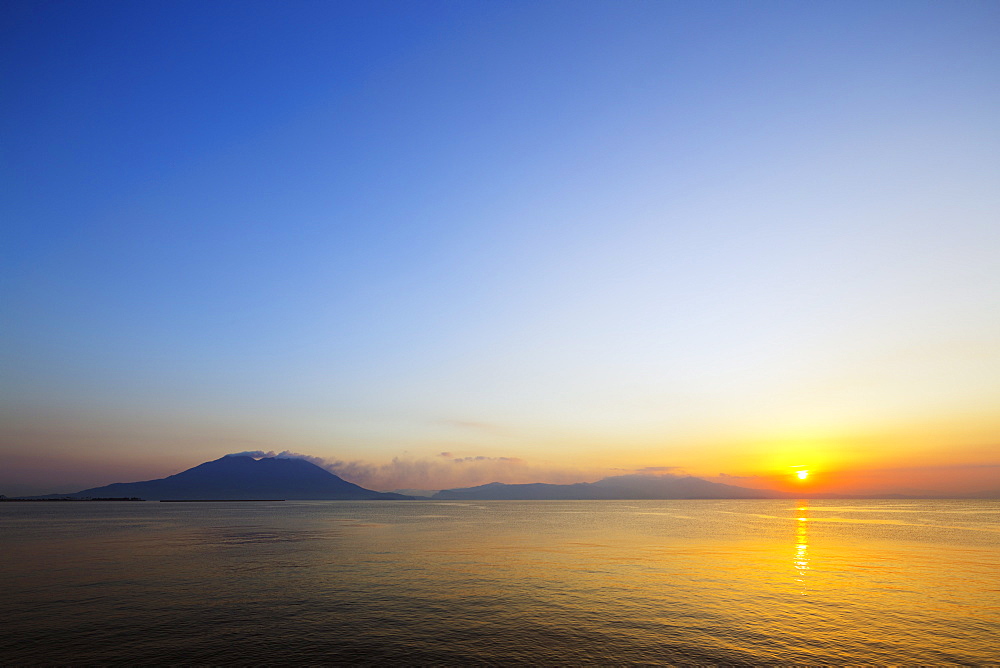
[66,455,411,500]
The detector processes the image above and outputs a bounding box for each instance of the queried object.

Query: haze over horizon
[3,1,999,497]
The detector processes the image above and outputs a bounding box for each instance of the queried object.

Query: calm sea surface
[2,499,998,665]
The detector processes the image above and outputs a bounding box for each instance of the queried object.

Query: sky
[2,0,999,497]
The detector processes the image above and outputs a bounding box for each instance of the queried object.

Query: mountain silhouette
[432,474,781,500]
[67,455,412,500]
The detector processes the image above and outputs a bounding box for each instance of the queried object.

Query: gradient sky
[3,0,999,496]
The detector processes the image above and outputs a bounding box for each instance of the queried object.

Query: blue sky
[2,0,999,495]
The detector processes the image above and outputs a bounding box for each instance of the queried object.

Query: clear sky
[3,0,999,496]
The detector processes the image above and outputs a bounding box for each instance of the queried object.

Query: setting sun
[796,470,810,480]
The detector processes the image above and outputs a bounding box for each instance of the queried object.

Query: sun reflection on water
[794,503,809,593]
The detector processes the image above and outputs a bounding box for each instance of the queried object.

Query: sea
[2,499,998,665]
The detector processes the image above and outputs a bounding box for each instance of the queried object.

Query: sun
[796,470,810,480]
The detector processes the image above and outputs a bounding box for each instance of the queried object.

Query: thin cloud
[438,419,511,436]
[451,455,522,463]
[325,455,554,491]
[224,450,687,492]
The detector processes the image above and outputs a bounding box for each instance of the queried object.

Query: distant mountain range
[431,475,1000,500]
[18,456,993,501]
[52,455,412,501]
[432,474,783,500]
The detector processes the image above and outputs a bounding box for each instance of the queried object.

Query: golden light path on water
[795,504,810,595]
